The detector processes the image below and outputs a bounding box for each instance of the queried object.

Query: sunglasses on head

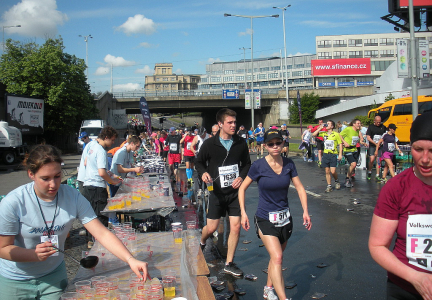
[266,141,283,147]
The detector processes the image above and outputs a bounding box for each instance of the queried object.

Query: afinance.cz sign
[311,58,371,76]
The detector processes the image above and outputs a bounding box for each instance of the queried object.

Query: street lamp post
[273,5,291,121]
[79,34,92,83]
[239,47,250,97]
[224,13,278,128]
[2,25,21,52]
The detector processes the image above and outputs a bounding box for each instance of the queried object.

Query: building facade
[145,63,200,92]
[314,32,432,88]
[198,55,316,91]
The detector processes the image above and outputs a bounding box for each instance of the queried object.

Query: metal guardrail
[112,88,282,98]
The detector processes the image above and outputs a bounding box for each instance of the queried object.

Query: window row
[317,38,395,48]
[317,50,395,59]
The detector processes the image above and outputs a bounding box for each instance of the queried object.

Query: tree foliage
[288,92,320,124]
[0,38,98,134]
[354,115,373,126]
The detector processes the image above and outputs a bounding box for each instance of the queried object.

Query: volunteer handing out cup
[0,145,150,299]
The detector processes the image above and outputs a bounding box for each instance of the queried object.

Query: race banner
[297,90,303,133]
[139,97,152,135]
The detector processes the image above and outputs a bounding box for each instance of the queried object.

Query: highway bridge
[97,86,374,129]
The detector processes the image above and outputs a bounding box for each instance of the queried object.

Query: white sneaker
[263,286,279,300]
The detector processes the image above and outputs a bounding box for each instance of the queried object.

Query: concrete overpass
[97,86,374,129]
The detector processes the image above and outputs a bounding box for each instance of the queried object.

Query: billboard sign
[397,39,409,78]
[6,94,44,135]
[399,0,432,8]
[318,82,335,87]
[338,81,355,87]
[245,89,261,109]
[139,97,152,135]
[418,39,430,78]
[222,89,239,99]
[311,58,371,76]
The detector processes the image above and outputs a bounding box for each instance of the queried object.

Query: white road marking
[290,184,321,197]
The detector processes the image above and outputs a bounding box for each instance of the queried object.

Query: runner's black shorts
[344,151,359,164]
[207,191,240,219]
[184,155,195,163]
[257,141,263,146]
[322,153,338,168]
[162,150,168,159]
[316,139,324,151]
[284,141,290,147]
[368,145,382,157]
[254,215,293,245]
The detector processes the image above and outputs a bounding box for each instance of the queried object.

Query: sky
[0,0,396,93]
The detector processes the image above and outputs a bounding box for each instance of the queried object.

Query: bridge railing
[112,88,282,98]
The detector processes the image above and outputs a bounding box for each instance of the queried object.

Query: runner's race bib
[186,142,192,150]
[373,135,382,144]
[324,140,335,151]
[406,214,432,271]
[388,143,395,152]
[351,136,359,146]
[170,143,178,152]
[218,164,239,188]
[269,208,291,227]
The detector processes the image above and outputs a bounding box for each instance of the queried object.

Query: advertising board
[6,94,44,135]
[311,58,371,76]
[399,0,432,8]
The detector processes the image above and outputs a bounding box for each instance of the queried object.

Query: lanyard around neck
[34,188,58,238]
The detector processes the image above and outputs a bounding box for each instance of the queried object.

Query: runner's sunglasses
[266,141,283,147]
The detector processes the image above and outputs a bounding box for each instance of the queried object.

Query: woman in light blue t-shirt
[238,130,312,300]
[0,145,150,299]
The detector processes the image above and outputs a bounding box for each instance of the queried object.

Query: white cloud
[135,65,153,75]
[104,54,136,67]
[95,67,110,76]
[117,14,156,35]
[1,0,68,37]
[181,31,189,36]
[138,42,158,48]
[113,83,142,91]
[175,68,182,74]
[238,28,253,37]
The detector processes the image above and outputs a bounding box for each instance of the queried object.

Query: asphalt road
[0,152,388,299]
[197,154,387,300]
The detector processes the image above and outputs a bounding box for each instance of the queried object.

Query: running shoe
[367,173,372,180]
[200,242,206,252]
[335,182,341,190]
[345,179,352,188]
[263,286,279,300]
[325,186,333,193]
[223,262,243,277]
[375,176,382,182]
[308,159,313,162]
[317,161,321,167]
[381,178,388,184]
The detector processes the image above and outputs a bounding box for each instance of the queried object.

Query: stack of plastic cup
[93,281,112,299]
[107,277,119,299]
[171,222,183,244]
[149,278,163,300]
[75,280,91,294]
[186,220,196,238]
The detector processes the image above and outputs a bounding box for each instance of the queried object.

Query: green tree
[385,93,395,102]
[0,38,98,135]
[354,115,373,126]
[288,92,320,124]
